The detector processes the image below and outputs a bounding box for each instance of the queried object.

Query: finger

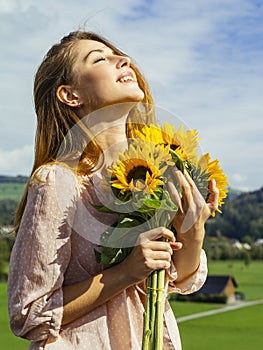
[139,226,175,244]
[170,241,183,250]
[185,174,207,214]
[207,178,219,213]
[167,174,183,212]
[184,170,197,188]
[183,170,206,206]
[149,241,174,255]
[172,168,193,209]
[150,250,173,261]
[151,260,172,270]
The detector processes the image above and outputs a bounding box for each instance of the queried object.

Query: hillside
[205,187,263,241]
[0,175,28,184]
[0,176,263,242]
[0,182,27,201]
[0,175,27,201]
[0,176,28,225]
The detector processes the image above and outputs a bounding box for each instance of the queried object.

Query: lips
[117,71,136,83]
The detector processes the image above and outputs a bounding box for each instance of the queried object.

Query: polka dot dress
[8,164,208,349]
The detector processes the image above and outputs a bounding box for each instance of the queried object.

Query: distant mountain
[227,187,244,200]
[206,187,263,241]
[0,175,28,183]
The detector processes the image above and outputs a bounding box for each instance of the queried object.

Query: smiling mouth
[118,76,136,83]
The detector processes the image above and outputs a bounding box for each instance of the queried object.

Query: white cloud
[232,173,246,184]
[0,0,262,191]
[0,0,17,13]
[0,145,33,176]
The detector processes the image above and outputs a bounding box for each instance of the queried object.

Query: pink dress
[8,164,207,350]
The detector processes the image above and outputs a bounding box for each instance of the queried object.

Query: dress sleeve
[166,249,208,295]
[8,164,78,342]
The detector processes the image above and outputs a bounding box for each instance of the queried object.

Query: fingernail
[170,242,183,250]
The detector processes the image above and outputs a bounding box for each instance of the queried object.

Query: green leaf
[119,217,134,224]
[170,149,185,173]
[143,198,163,209]
[95,246,133,265]
[94,249,103,264]
[106,223,142,248]
[92,204,116,213]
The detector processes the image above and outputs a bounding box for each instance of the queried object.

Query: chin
[127,90,145,103]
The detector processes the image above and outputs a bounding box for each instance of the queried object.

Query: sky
[0,0,262,192]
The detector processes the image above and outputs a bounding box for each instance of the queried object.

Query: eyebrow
[82,47,113,62]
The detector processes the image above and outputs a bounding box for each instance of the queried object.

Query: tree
[0,199,18,226]
[0,239,10,281]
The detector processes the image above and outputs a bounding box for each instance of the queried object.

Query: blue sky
[0,0,262,191]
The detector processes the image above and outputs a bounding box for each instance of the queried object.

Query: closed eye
[94,56,106,63]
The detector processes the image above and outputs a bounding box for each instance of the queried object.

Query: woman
[8,31,219,349]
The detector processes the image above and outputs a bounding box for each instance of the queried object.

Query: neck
[83,104,135,166]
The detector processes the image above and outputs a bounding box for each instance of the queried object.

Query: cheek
[76,74,102,101]
[79,78,117,110]
[89,80,115,101]
[80,71,112,94]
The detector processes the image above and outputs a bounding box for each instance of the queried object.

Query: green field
[1,260,262,349]
[170,260,263,349]
[0,183,26,201]
[177,304,263,350]
[0,283,29,349]
[207,259,263,300]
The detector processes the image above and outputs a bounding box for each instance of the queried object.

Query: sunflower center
[127,165,152,184]
[170,144,179,151]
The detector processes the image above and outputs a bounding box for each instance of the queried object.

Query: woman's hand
[168,168,219,237]
[166,167,219,284]
[62,226,182,325]
[121,227,182,284]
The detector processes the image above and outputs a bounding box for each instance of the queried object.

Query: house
[191,275,238,304]
[254,238,263,247]
[0,225,14,234]
[232,240,251,250]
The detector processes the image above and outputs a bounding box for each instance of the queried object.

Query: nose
[116,55,131,68]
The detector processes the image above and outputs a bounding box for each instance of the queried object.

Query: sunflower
[108,139,172,196]
[163,122,200,162]
[197,153,228,212]
[134,124,164,145]
[134,122,200,163]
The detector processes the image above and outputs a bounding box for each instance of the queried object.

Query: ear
[56,85,80,107]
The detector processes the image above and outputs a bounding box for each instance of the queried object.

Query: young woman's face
[71,40,145,111]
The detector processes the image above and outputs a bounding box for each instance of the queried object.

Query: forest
[205,186,263,241]
[0,175,28,183]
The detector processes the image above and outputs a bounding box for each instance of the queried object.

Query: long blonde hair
[15,31,156,233]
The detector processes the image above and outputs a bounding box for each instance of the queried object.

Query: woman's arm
[168,169,219,284]
[62,260,133,325]
[62,226,181,325]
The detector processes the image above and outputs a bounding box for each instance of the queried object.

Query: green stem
[142,222,169,350]
[149,270,158,350]
[142,275,152,350]
[154,236,168,350]
[155,268,165,350]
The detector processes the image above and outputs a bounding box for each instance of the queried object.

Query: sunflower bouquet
[94,122,228,350]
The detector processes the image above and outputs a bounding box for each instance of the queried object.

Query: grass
[169,300,223,317]
[0,283,29,349]
[170,260,263,349]
[0,183,25,201]
[1,260,262,348]
[207,259,263,300]
[177,304,263,350]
